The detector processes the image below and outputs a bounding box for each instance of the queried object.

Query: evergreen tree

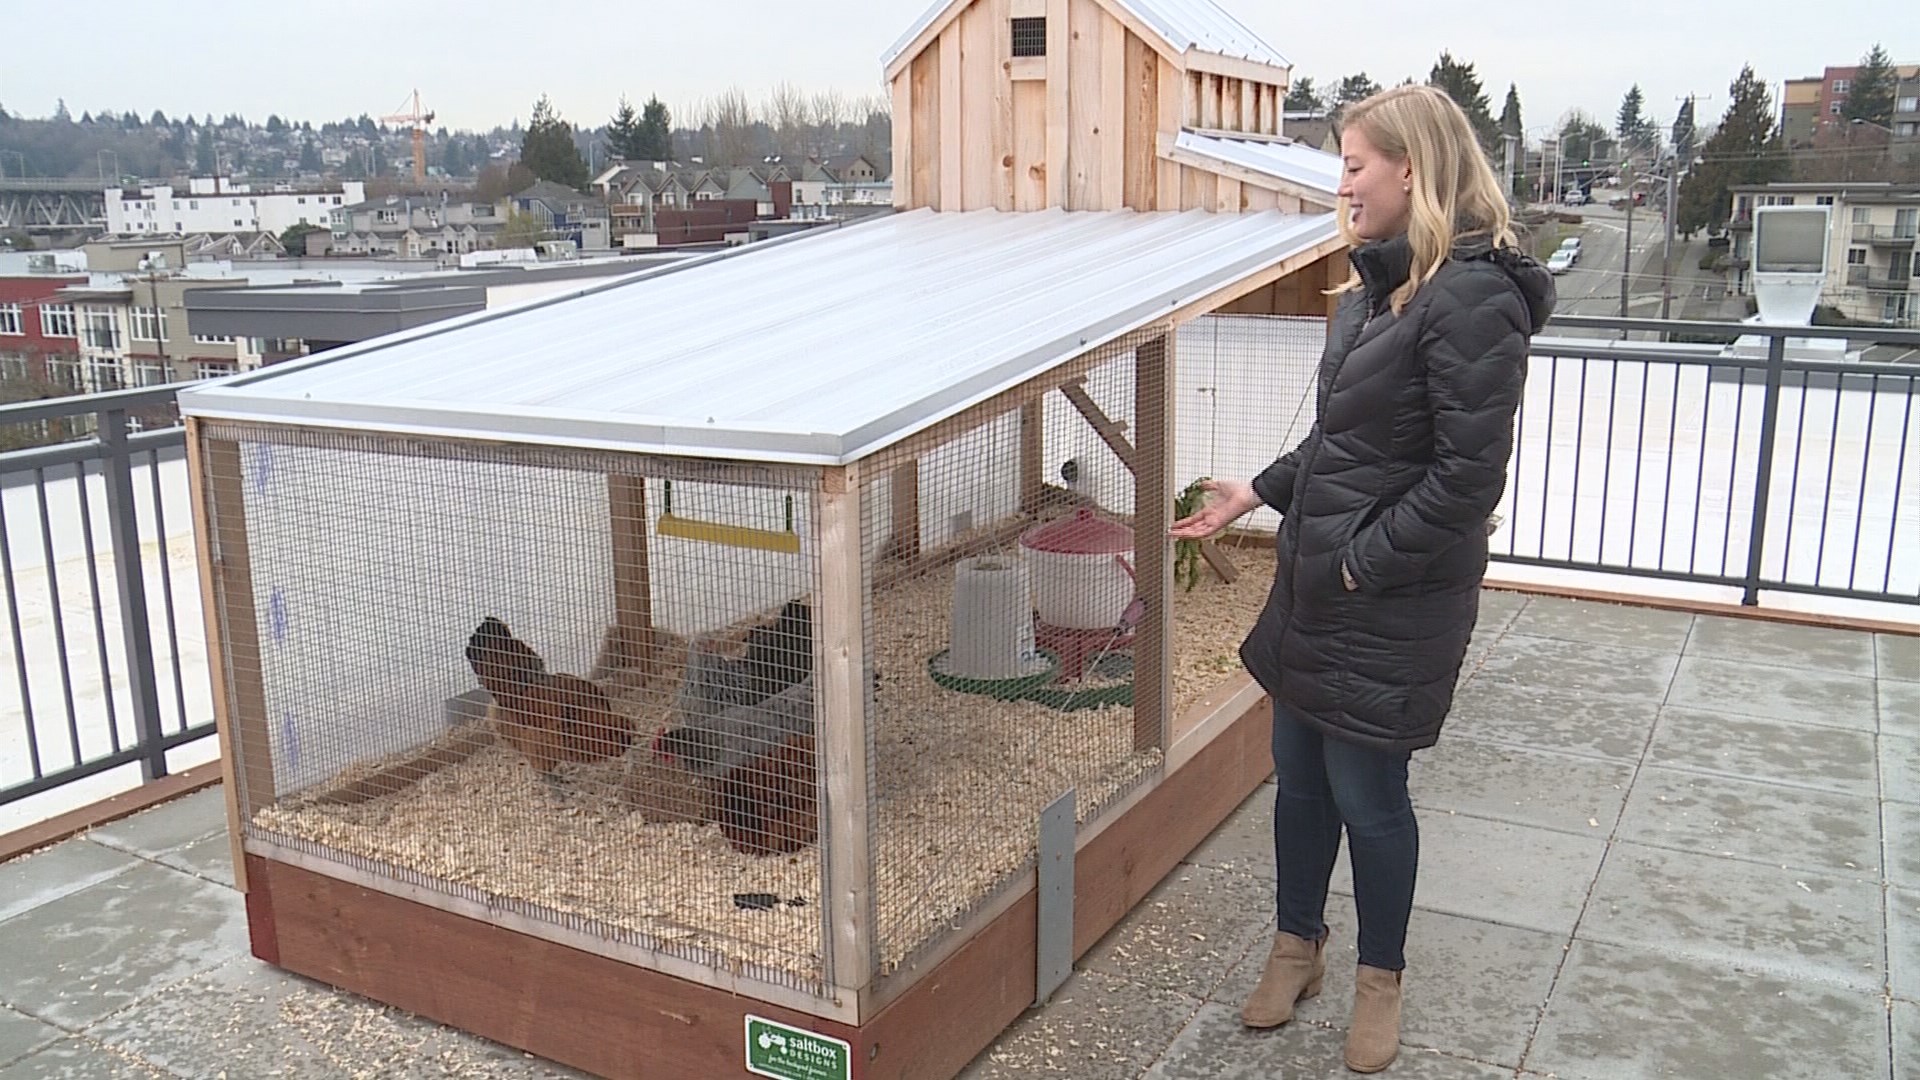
[266,114,286,134]
[1335,73,1382,107]
[1671,96,1698,167]
[1616,84,1660,157]
[1844,44,1897,128]
[1499,84,1523,139]
[149,109,167,127]
[53,99,71,122]
[638,97,673,162]
[195,125,217,174]
[607,96,645,160]
[1284,77,1324,112]
[1427,52,1499,147]
[520,95,589,189]
[1677,65,1787,237]
[299,139,322,173]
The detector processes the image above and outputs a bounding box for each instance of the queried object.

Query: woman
[1170,84,1555,1073]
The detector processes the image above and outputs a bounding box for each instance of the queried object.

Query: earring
[1403,184,1411,193]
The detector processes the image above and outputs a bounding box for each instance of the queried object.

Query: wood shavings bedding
[255,561,1278,982]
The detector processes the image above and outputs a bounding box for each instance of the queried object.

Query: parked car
[1564,190,1589,206]
[1547,249,1576,275]
[1559,237,1583,263]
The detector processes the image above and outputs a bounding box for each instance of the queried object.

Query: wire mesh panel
[196,422,833,994]
[855,339,1166,977]
[1179,314,1325,537]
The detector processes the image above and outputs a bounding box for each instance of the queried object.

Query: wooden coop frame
[182,231,1338,1078]
[180,0,1351,1068]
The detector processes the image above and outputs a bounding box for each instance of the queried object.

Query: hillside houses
[593,156,893,229]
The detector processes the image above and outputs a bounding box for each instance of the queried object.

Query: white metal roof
[1109,0,1287,68]
[1173,130,1341,197]
[178,208,1339,466]
[882,0,1287,71]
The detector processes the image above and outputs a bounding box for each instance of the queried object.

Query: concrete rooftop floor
[0,590,1915,1079]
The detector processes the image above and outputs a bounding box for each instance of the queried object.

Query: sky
[0,0,1911,141]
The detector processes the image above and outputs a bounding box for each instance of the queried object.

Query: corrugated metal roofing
[1174,130,1342,197]
[882,0,1287,71]
[178,208,1339,465]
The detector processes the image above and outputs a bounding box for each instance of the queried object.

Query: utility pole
[1502,134,1518,203]
[1659,165,1680,319]
[1620,156,1635,319]
[1660,93,1710,322]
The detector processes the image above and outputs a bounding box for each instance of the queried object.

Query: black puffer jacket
[1239,233,1556,752]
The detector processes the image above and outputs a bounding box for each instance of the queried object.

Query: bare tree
[707,86,759,167]
[766,82,809,161]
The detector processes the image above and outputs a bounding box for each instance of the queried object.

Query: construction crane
[380,89,436,184]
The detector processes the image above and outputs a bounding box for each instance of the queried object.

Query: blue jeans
[1269,707,1418,971]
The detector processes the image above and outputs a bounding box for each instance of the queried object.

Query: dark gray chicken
[653,599,815,779]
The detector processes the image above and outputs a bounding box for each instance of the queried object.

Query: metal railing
[1852,223,1918,245]
[0,386,207,812]
[1499,316,1920,607]
[3,313,1918,818]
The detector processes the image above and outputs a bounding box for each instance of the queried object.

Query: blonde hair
[1335,84,1517,313]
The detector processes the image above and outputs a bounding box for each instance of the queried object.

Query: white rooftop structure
[1165,131,1341,203]
[883,0,1288,73]
[179,208,1338,465]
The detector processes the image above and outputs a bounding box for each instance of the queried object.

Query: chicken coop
[180,2,1353,1078]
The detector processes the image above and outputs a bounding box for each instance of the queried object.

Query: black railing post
[98,408,168,780]
[1740,334,1789,606]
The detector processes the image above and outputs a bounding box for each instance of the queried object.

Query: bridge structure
[0,178,107,234]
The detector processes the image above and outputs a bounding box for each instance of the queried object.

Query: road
[1537,201,1698,328]
[1537,202,1919,364]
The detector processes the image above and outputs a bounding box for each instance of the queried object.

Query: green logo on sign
[745,1015,852,1080]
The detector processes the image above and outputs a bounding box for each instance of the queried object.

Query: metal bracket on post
[1035,788,1076,1007]
[99,408,167,781]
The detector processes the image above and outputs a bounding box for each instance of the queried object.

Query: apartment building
[105,177,367,237]
[1728,182,1920,326]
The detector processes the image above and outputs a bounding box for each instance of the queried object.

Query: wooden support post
[886,462,921,561]
[1020,399,1047,514]
[186,420,275,892]
[606,474,657,679]
[818,466,874,991]
[1130,338,1173,752]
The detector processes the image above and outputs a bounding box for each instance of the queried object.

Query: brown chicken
[707,732,818,856]
[465,617,635,792]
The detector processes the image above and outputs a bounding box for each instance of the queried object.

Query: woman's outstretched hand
[1169,478,1262,540]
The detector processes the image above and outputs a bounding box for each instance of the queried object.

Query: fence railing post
[1740,334,1789,606]
[98,408,168,780]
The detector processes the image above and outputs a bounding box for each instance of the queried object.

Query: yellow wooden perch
[654,481,803,554]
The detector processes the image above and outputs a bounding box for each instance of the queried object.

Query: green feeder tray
[927,647,1062,701]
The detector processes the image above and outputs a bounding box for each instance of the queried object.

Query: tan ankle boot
[1240,929,1327,1029]
[1344,965,1403,1072]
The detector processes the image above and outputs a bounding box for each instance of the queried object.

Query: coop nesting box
[180,204,1342,1079]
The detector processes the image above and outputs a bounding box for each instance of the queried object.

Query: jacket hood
[1351,232,1557,334]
